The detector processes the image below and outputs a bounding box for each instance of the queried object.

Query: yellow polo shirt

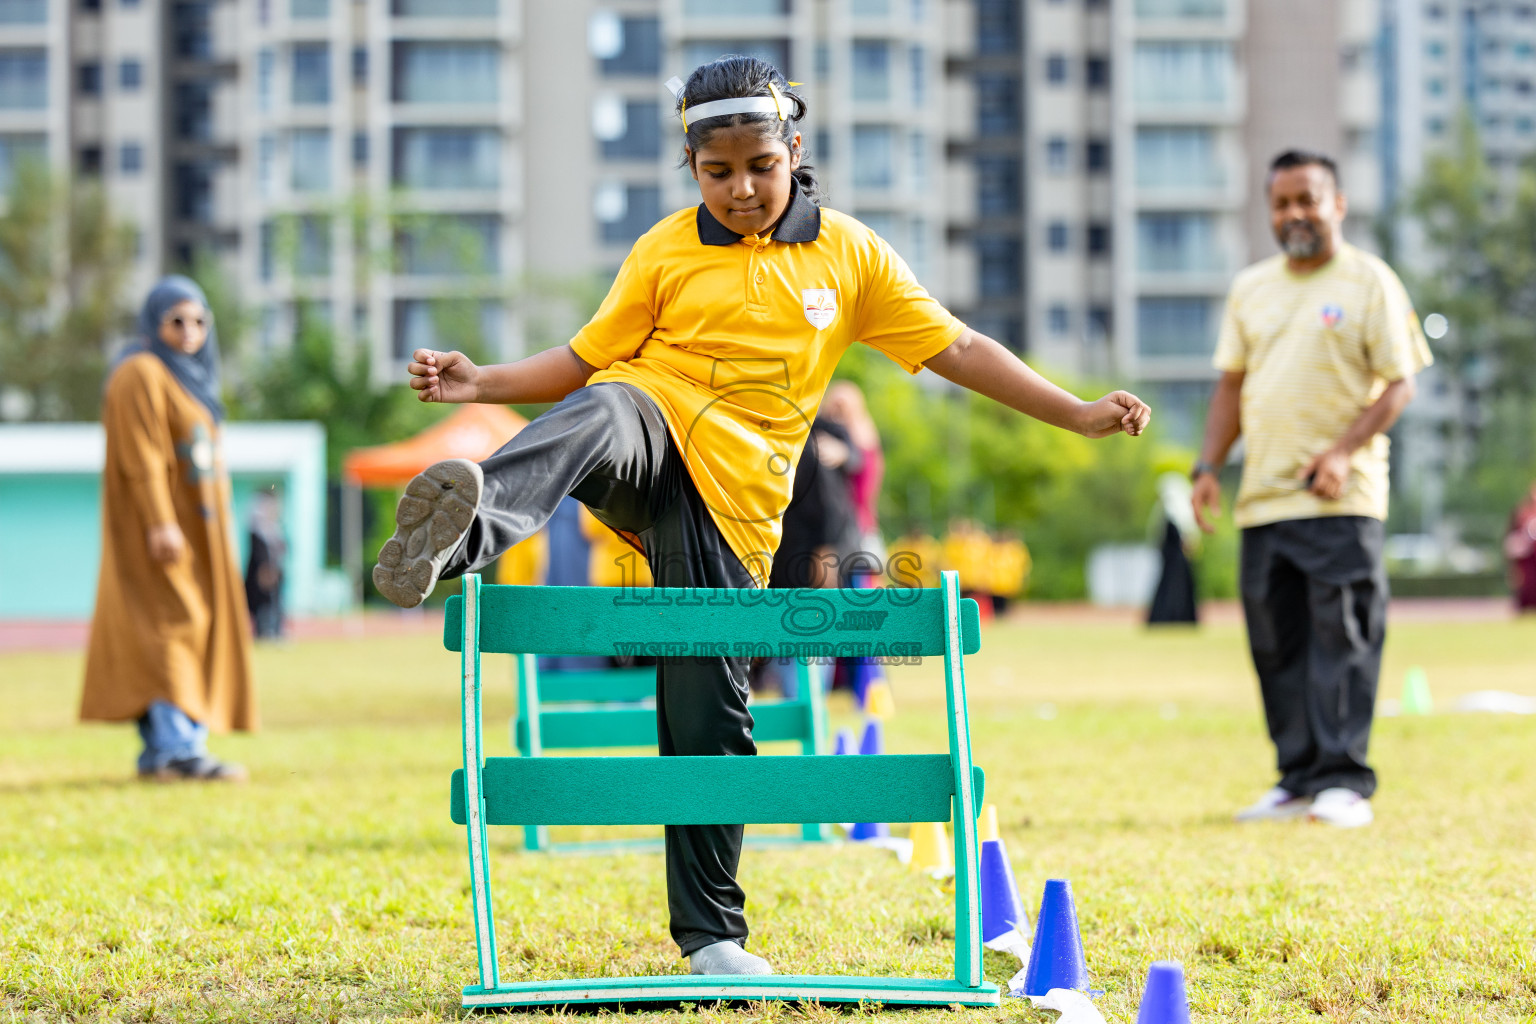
[1214,243,1433,528]
[570,186,965,581]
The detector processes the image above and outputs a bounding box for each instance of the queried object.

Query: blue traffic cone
[1135,961,1190,1024]
[832,727,856,756]
[857,718,883,756]
[979,839,1027,943]
[848,719,888,839]
[1019,879,1090,996]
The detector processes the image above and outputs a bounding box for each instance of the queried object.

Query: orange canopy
[343,404,528,487]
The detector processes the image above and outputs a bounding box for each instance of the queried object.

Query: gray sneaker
[372,459,483,608]
[1234,786,1311,822]
[688,940,774,976]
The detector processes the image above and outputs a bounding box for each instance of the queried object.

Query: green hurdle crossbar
[445,571,998,1009]
[513,655,830,852]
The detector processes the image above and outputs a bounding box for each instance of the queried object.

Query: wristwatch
[1190,460,1218,481]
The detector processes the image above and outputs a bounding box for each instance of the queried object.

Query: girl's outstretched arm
[924,328,1150,438]
[408,345,597,404]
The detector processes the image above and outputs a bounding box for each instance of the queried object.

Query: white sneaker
[689,940,774,976]
[1307,787,1373,828]
[1234,786,1312,822]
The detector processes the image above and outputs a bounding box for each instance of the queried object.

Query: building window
[174,80,212,140]
[78,145,103,175]
[1426,39,1447,59]
[600,100,661,160]
[1135,0,1225,12]
[682,40,790,77]
[1133,41,1233,105]
[291,0,327,17]
[118,142,142,174]
[1048,304,1071,335]
[594,183,661,245]
[1046,220,1070,252]
[1087,304,1112,339]
[1426,116,1446,135]
[815,128,831,161]
[0,133,46,192]
[0,50,47,109]
[352,131,368,167]
[852,40,891,102]
[1426,77,1446,95]
[1517,116,1535,135]
[118,59,142,90]
[1046,136,1070,173]
[976,73,1020,135]
[909,130,927,190]
[1137,212,1220,272]
[392,42,498,104]
[852,125,894,188]
[1085,55,1110,90]
[683,0,789,11]
[259,221,274,282]
[1045,54,1069,84]
[601,17,662,76]
[257,48,274,113]
[292,43,331,105]
[352,46,367,85]
[392,299,503,359]
[975,155,1020,215]
[910,44,926,105]
[976,237,1021,297]
[289,215,331,276]
[0,0,48,24]
[257,134,275,196]
[975,0,1021,55]
[1136,127,1221,186]
[1425,3,1445,18]
[78,61,102,96]
[290,128,332,192]
[396,214,500,275]
[1137,296,1214,357]
[392,127,499,190]
[392,0,496,15]
[1087,221,1111,257]
[815,42,831,78]
[1085,138,1110,173]
[851,0,889,14]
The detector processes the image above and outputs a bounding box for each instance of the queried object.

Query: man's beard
[1278,220,1323,259]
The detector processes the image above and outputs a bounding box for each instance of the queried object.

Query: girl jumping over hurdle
[374,55,1150,975]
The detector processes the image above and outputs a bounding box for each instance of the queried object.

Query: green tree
[1406,116,1536,543]
[0,162,136,421]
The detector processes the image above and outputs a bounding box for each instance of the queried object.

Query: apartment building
[1381,0,1536,228]
[0,0,166,299]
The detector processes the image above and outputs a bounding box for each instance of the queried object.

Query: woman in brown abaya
[81,275,255,780]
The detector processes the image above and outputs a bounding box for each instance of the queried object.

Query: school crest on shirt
[1320,304,1345,329]
[802,289,838,330]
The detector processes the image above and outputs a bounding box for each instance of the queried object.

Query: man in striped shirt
[1191,149,1433,829]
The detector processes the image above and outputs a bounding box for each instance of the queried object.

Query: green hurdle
[444,571,998,1009]
[513,655,830,852]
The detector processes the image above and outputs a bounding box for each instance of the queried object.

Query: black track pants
[440,382,758,956]
[1239,516,1387,798]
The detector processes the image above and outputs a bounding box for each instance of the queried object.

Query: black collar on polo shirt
[695,177,821,246]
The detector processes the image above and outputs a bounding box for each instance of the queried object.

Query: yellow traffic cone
[865,681,896,719]
[976,803,1000,842]
[909,821,954,877]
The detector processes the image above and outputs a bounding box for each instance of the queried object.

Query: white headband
[663,75,800,133]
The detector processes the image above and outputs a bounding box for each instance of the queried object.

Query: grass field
[3,610,1535,1023]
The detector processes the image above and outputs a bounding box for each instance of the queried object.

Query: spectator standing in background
[1505,481,1536,612]
[245,490,287,640]
[822,380,885,559]
[81,276,255,782]
[1192,150,1432,828]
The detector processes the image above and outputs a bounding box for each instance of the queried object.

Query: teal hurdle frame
[513,656,830,852]
[445,571,998,1009]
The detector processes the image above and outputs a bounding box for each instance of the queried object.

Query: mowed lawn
[2,610,1534,1023]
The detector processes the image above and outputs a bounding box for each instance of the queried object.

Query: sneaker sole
[372,459,483,609]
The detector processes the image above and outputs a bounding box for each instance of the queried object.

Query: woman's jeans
[136,700,208,773]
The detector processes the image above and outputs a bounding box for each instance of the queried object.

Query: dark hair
[1268,148,1340,190]
[676,55,823,206]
